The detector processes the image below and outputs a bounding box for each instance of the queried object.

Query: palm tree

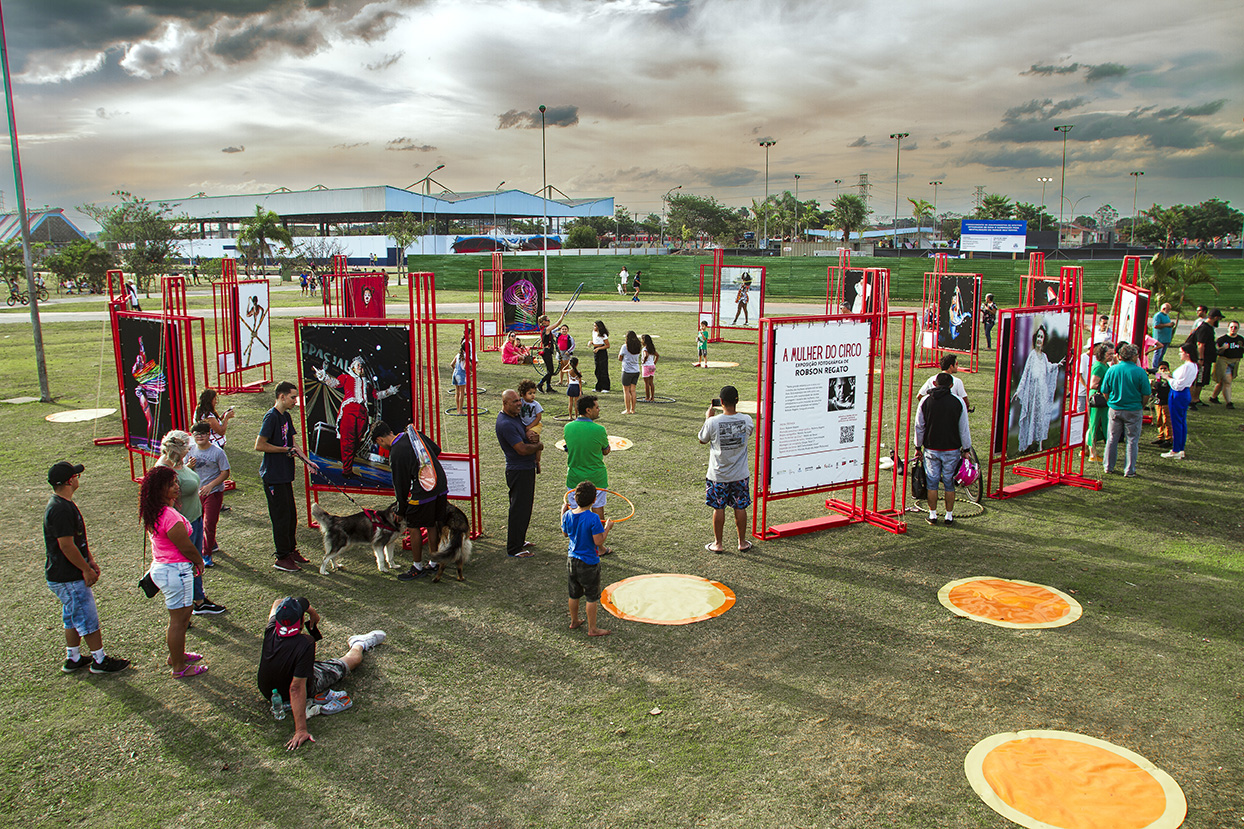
[908,198,933,246]
[831,194,870,246]
[975,194,1014,220]
[237,206,293,276]
[1143,252,1219,326]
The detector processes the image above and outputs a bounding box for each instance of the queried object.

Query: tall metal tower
[857,174,870,207]
[973,186,985,211]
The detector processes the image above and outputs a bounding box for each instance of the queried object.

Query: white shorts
[150,560,195,610]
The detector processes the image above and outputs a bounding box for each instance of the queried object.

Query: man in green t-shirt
[562,395,611,519]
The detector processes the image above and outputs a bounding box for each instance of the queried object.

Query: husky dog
[311,502,406,575]
[426,502,473,582]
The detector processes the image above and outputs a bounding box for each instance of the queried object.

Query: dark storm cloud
[956,146,1061,170]
[848,136,869,147]
[701,167,760,188]
[222,146,245,153]
[496,106,580,129]
[1084,62,1128,82]
[1021,62,1128,84]
[386,138,436,152]
[1023,63,1081,76]
[342,6,404,42]
[980,98,1229,150]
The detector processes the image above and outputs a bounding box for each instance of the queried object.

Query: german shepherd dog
[311,502,406,575]
[426,502,473,582]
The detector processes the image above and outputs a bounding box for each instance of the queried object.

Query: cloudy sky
[4,0,1242,230]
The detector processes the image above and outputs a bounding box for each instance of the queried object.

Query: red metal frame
[822,249,853,314]
[93,269,131,446]
[826,265,890,318]
[478,251,505,352]
[1109,257,1151,350]
[917,270,982,372]
[985,303,1101,499]
[211,259,272,393]
[698,249,765,345]
[751,310,916,539]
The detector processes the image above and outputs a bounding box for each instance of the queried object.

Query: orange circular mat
[45,408,116,423]
[938,577,1082,629]
[555,435,632,451]
[965,730,1186,829]
[601,573,736,625]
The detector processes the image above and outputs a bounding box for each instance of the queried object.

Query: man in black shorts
[371,421,447,581]
[257,596,385,751]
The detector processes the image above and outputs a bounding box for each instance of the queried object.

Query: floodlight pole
[889,133,908,250]
[1129,171,1143,246]
[410,163,445,254]
[834,179,842,198]
[1036,176,1053,232]
[929,180,943,243]
[759,140,776,248]
[1054,125,1073,252]
[0,2,50,401]
[793,173,800,240]
[540,105,548,299]
[493,180,505,238]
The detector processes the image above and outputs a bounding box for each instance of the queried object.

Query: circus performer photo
[843,269,868,314]
[731,272,753,326]
[937,275,978,352]
[299,323,412,490]
[503,271,543,332]
[117,317,177,452]
[1005,312,1071,457]
[344,275,386,319]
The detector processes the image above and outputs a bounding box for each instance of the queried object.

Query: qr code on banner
[839,425,854,444]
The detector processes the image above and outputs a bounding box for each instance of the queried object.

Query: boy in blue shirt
[561,481,614,637]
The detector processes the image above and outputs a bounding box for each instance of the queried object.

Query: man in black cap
[43,461,129,674]
[256,596,386,751]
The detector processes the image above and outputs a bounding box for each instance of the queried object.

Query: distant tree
[908,198,934,244]
[1143,204,1188,249]
[1073,215,1097,230]
[380,212,428,275]
[237,206,293,276]
[667,192,749,244]
[1183,198,1243,243]
[639,213,663,238]
[974,194,1014,220]
[830,194,871,245]
[78,190,184,294]
[41,239,113,293]
[612,207,638,238]
[565,225,599,248]
[1014,202,1057,232]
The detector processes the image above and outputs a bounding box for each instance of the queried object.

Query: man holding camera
[698,385,755,553]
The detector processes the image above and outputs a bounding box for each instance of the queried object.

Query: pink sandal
[184,652,204,663]
[173,663,208,678]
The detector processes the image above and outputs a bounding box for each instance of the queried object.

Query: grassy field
[1,298,1241,828]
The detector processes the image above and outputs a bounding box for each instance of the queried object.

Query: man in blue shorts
[698,385,755,553]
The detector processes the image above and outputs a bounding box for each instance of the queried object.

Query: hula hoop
[445,386,487,396]
[550,413,575,422]
[444,406,490,416]
[636,395,676,404]
[562,282,585,315]
[563,488,636,523]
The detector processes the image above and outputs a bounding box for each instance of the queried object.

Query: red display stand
[822,249,852,314]
[478,252,543,352]
[918,263,982,373]
[211,258,272,394]
[825,256,889,318]
[985,302,1100,499]
[698,249,766,344]
[107,275,208,482]
[752,309,917,539]
[1109,256,1152,351]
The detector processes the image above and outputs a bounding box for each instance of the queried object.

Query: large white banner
[235,281,271,368]
[767,319,871,493]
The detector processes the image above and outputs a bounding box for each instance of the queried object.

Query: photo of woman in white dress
[1009,322,1066,456]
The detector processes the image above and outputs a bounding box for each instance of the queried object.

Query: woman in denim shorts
[141,466,208,678]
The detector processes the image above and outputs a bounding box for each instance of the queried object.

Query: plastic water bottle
[271,690,286,720]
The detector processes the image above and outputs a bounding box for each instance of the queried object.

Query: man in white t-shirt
[916,354,971,411]
[697,385,756,554]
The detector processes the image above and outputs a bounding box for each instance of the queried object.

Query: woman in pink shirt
[141,466,207,678]
[501,333,531,365]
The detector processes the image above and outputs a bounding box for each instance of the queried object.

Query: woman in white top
[591,320,611,393]
[194,388,234,448]
[617,330,642,414]
[1159,342,1198,459]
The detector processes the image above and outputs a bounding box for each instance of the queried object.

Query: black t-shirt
[1217,334,1244,361]
[256,619,316,702]
[1187,321,1218,360]
[390,429,447,513]
[258,407,296,483]
[44,494,87,583]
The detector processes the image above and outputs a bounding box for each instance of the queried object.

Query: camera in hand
[711,398,721,407]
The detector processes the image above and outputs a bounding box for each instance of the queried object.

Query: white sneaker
[348,630,386,651]
[1159,450,1184,459]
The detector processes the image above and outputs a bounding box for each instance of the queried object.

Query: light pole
[889,132,909,249]
[1036,176,1053,232]
[759,140,776,249]
[834,179,842,198]
[539,104,548,298]
[661,185,681,248]
[793,173,800,240]
[1063,194,1090,246]
[929,180,943,242]
[407,163,445,254]
[493,180,505,239]
[1053,125,1073,251]
[1129,171,1144,246]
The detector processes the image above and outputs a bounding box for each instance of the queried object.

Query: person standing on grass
[1151,302,1175,370]
[916,353,971,411]
[1100,343,1150,477]
[591,320,611,393]
[914,372,972,526]
[563,482,613,637]
[370,421,446,581]
[1210,320,1242,408]
[618,331,642,414]
[256,382,319,572]
[563,395,612,526]
[190,423,230,564]
[44,462,130,675]
[155,431,226,616]
[496,389,543,558]
[640,334,660,401]
[256,596,386,751]
[695,319,710,368]
[141,466,207,678]
[980,293,999,350]
[630,269,642,302]
[1184,307,1221,409]
[698,385,755,553]
[1160,343,1198,460]
[617,266,629,296]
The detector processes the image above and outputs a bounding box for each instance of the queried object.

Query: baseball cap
[48,461,85,486]
[274,596,310,637]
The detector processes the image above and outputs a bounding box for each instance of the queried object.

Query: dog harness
[362,508,400,533]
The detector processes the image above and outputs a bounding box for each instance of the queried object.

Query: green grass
[1,300,1241,828]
